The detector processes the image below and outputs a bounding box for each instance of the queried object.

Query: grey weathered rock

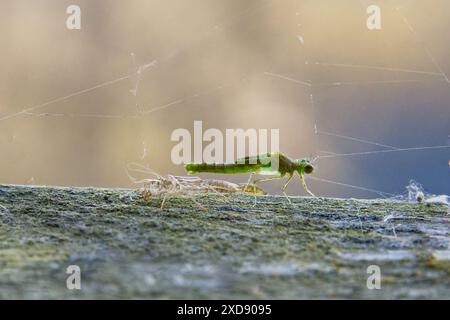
[0,184,448,299]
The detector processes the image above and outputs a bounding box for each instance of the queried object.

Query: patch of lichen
[0,245,66,271]
[424,253,450,273]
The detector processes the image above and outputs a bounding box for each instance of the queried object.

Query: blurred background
[0,0,448,197]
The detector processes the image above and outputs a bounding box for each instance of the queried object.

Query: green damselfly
[185,152,315,196]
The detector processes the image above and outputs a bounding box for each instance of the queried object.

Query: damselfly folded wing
[235,152,283,176]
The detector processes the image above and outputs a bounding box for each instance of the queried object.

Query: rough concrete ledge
[0,184,448,299]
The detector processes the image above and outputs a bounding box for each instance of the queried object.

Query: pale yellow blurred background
[0,0,449,197]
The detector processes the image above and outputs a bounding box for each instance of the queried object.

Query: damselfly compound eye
[304,164,314,174]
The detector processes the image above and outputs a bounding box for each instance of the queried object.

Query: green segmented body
[186,152,297,175]
[185,162,264,174]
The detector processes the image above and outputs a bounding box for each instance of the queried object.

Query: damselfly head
[295,159,315,174]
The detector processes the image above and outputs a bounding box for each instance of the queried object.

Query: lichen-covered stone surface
[0,184,448,299]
